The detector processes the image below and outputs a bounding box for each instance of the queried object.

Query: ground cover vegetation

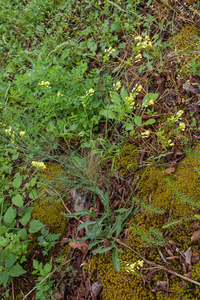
[0,0,200,299]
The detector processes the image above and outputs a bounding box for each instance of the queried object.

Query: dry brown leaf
[184,247,192,265]
[190,222,200,230]
[191,229,200,242]
[156,281,169,291]
[69,240,88,254]
[91,280,102,298]
[71,189,86,212]
[163,166,176,175]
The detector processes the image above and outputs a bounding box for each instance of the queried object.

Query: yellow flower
[31,161,46,169]
[176,110,184,118]
[179,122,185,131]
[19,131,25,137]
[57,92,63,97]
[113,81,121,91]
[141,130,150,138]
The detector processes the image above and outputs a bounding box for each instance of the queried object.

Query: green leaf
[30,177,37,187]
[19,212,32,226]
[44,263,52,274]
[12,194,23,207]
[0,226,9,235]
[93,246,113,255]
[33,259,39,270]
[134,116,142,127]
[100,109,116,120]
[120,86,128,101]
[9,264,26,277]
[112,248,120,272]
[0,270,9,287]
[12,175,22,189]
[29,190,37,199]
[146,62,153,70]
[18,228,28,240]
[124,123,134,131]
[4,207,16,224]
[112,92,121,105]
[143,118,156,126]
[29,220,44,233]
[5,256,17,269]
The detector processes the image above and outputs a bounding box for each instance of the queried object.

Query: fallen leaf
[71,189,86,212]
[190,222,200,230]
[156,281,169,291]
[191,229,200,242]
[69,240,88,254]
[163,165,176,175]
[184,247,192,265]
[179,280,186,287]
[191,253,200,264]
[91,280,102,298]
[177,96,181,104]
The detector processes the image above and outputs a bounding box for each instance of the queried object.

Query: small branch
[114,238,200,287]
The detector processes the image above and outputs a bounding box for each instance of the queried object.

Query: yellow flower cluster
[125,260,144,274]
[124,95,135,108]
[135,35,152,48]
[179,122,185,131]
[38,81,51,88]
[113,81,121,91]
[104,46,115,55]
[141,130,150,138]
[19,131,25,137]
[57,92,63,97]
[31,161,46,169]
[168,139,174,147]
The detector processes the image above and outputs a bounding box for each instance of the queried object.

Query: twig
[12,278,15,300]
[114,238,200,287]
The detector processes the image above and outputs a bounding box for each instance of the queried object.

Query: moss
[86,143,200,299]
[170,25,200,74]
[32,163,67,235]
[113,143,139,176]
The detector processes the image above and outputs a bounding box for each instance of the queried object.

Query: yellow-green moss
[113,143,139,176]
[171,25,200,74]
[86,143,200,299]
[32,163,67,235]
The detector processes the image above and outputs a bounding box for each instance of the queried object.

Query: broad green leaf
[29,190,37,199]
[4,207,16,224]
[12,175,22,188]
[0,271,9,287]
[124,123,134,131]
[100,109,116,120]
[147,62,153,70]
[112,92,121,105]
[120,86,128,101]
[18,228,28,240]
[112,248,120,272]
[134,116,142,127]
[9,264,26,277]
[0,226,8,235]
[12,194,23,207]
[5,256,17,269]
[144,118,156,126]
[44,263,52,273]
[33,259,39,270]
[19,212,32,226]
[195,214,200,220]
[30,177,37,187]
[29,220,44,233]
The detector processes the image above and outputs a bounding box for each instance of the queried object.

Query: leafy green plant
[38,227,61,256]
[32,260,55,300]
[65,187,139,272]
[100,85,157,135]
[0,232,28,287]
